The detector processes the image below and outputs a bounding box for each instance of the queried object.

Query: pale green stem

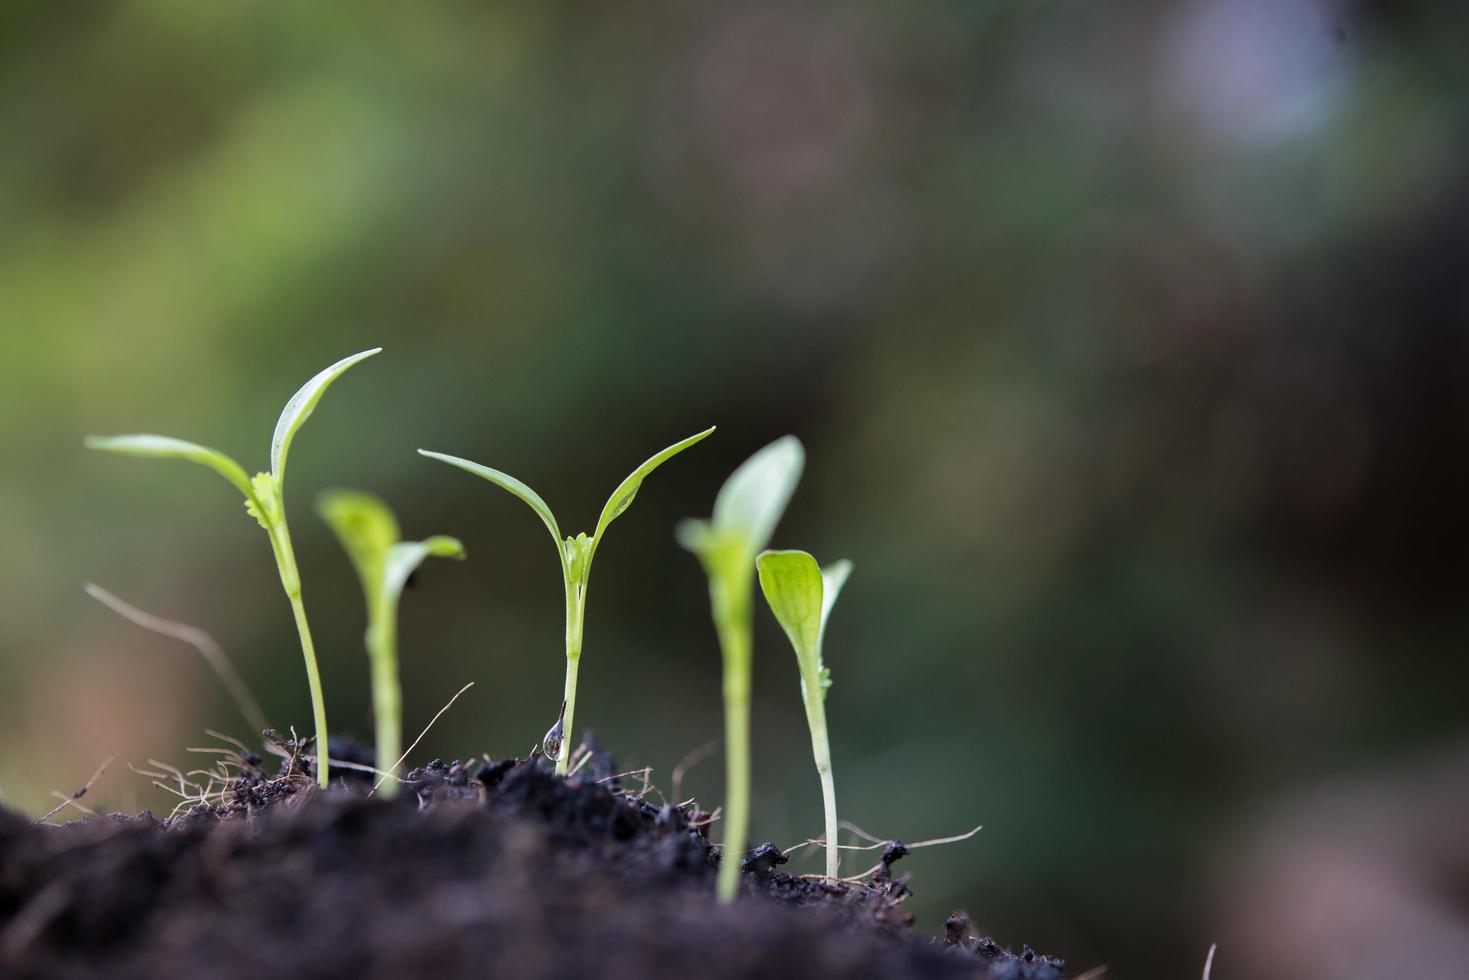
[802,688,839,879]
[270,516,330,789]
[557,580,587,776]
[713,580,752,903]
[367,609,401,797]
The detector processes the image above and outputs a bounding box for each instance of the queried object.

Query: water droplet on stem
[542,700,567,762]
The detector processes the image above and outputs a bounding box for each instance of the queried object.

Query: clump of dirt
[0,738,1065,980]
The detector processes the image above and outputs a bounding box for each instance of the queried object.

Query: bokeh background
[4,2,1468,977]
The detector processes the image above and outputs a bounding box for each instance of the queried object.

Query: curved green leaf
[593,426,715,549]
[819,559,852,650]
[711,435,804,559]
[316,489,400,605]
[271,348,381,484]
[84,434,255,501]
[417,449,566,574]
[384,536,465,603]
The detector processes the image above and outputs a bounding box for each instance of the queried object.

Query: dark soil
[0,736,1064,980]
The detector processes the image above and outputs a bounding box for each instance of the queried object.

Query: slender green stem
[558,583,586,776]
[558,655,580,775]
[286,589,330,789]
[714,583,752,903]
[367,610,401,797]
[803,691,839,879]
[272,517,330,789]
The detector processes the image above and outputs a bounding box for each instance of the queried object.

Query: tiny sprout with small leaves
[677,435,804,902]
[756,549,851,880]
[317,489,465,797]
[418,426,715,775]
[86,348,381,788]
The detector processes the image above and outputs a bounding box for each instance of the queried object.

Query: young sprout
[418,426,715,775]
[756,550,852,880]
[85,348,381,788]
[316,490,465,797]
[677,436,804,902]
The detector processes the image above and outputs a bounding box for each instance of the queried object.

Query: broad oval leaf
[417,450,566,574]
[758,550,851,701]
[85,434,255,501]
[384,536,465,603]
[593,426,715,547]
[316,489,400,604]
[270,348,381,483]
[711,436,804,559]
[756,549,824,657]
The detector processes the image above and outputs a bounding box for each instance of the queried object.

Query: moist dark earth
[0,737,1065,980]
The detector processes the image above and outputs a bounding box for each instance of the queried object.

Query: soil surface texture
[0,737,1064,979]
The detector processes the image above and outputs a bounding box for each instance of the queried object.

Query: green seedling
[317,490,465,797]
[756,550,852,880]
[418,426,715,774]
[85,348,381,788]
[677,436,805,902]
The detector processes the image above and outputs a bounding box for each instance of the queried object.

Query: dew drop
[542,722,564,762]
[541,700,567,763]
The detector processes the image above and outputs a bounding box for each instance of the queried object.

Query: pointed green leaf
[270,348,381,484]
[819,559,852,650]
[709,436,804,559]
[85,434,255,501]
[417,449,566,574]
[593,426,715,548]
[384,536,465,602]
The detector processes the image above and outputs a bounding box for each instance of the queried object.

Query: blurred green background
[4,2,1468,977]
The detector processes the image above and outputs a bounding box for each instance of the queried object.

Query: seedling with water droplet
[316,489,465,797]
[86,348,381,788]
[418,426,715,775]
[756,549,851,880]
[677,436,804,902]
[542,701,568,763]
